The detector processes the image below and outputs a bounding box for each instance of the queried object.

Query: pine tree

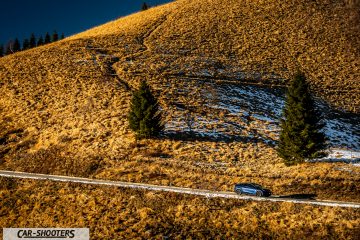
[52,31,58,42]
[141,2,149,11]
[0,44,4,57]
[29,33,36,48]
[60,33,65,40]
[128,81,164,139]
[13,38,21,52]
[277,72,326,165]
[37,36,44,46]
[44,32,51,44]
[5,41,13,55]
[22,39,30,50]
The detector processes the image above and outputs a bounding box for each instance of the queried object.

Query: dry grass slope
[0,178,359,239]
[0,0,359,203]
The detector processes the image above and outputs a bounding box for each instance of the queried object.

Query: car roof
[236,183,263,189]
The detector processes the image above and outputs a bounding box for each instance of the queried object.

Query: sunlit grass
[0,0,359,204]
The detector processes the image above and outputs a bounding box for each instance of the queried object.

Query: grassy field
[0,0,359,235]
[0,0,359,204]
[0,0,358,146]
[1,177,359,239]
[1,134,360,202]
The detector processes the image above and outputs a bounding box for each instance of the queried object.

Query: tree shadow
[161,130,276,146]
[274,193,317,200]
[307,158,360,164]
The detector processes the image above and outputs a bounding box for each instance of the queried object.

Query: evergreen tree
[52,31,58,42]
[60,33,65,40]
[44,32,51,44]
[5,41,13,55]
[37,36,44,46]
[277,72,326,165]
[0,44,3,57]
[141,2,149,11]
[29,33,36,48]
[22,38,30,50]
[13,38,21,52]
[128,81,164,139]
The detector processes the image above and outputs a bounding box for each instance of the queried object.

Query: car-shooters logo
[3,228,89,240]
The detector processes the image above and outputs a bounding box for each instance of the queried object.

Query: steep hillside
[0,0,359,199]
[117,0,359,111]
[71,0,360,111]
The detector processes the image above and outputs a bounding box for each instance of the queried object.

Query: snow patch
[308,149,360,165]
[165,79,359,149]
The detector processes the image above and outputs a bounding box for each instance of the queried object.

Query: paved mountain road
[1,170,359,209]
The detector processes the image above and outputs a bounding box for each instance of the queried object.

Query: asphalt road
[1,170,359,209]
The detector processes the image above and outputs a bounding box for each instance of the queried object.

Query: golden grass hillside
[0,0,359,202]
[1,178,359,239]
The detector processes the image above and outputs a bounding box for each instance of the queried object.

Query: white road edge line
[0,170,359,209]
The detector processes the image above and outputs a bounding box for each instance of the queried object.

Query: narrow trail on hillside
[84,12,172,91]
[1,170,359,209]
[84,41,131,91]
[114,11,173,86]
[129,13,171,60]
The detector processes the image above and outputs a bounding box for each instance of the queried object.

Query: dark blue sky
[0,0,171,44]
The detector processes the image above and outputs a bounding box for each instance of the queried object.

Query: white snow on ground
[327,149,360,159]
[308,149,360,165]
[252,113,276,123]
[165,79,360,151]
[165,116,243,139]
[324,119,360,150]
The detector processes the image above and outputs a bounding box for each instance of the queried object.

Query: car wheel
[256,191,263,197]
[235,190,242,195]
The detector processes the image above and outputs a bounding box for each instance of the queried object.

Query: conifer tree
[29,33,36,48]
[52,31,58,42]
[141,2,149,11]
[60,33,65,40]
[0,44,3,57]
[37,36,44,46]
[44,32,51,44]
[5,41,13,55]
[22,38,30,50]
[277,72,326,165]
[13,38,21,52]
[128,81,164,139]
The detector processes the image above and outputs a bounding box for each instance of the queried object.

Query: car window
[250,183,262,189]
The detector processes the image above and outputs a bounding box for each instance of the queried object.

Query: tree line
[0,1,159,57]
[129,72,327,166]
[0,31,64,57]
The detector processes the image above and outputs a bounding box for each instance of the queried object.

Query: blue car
[234,183,272,197]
